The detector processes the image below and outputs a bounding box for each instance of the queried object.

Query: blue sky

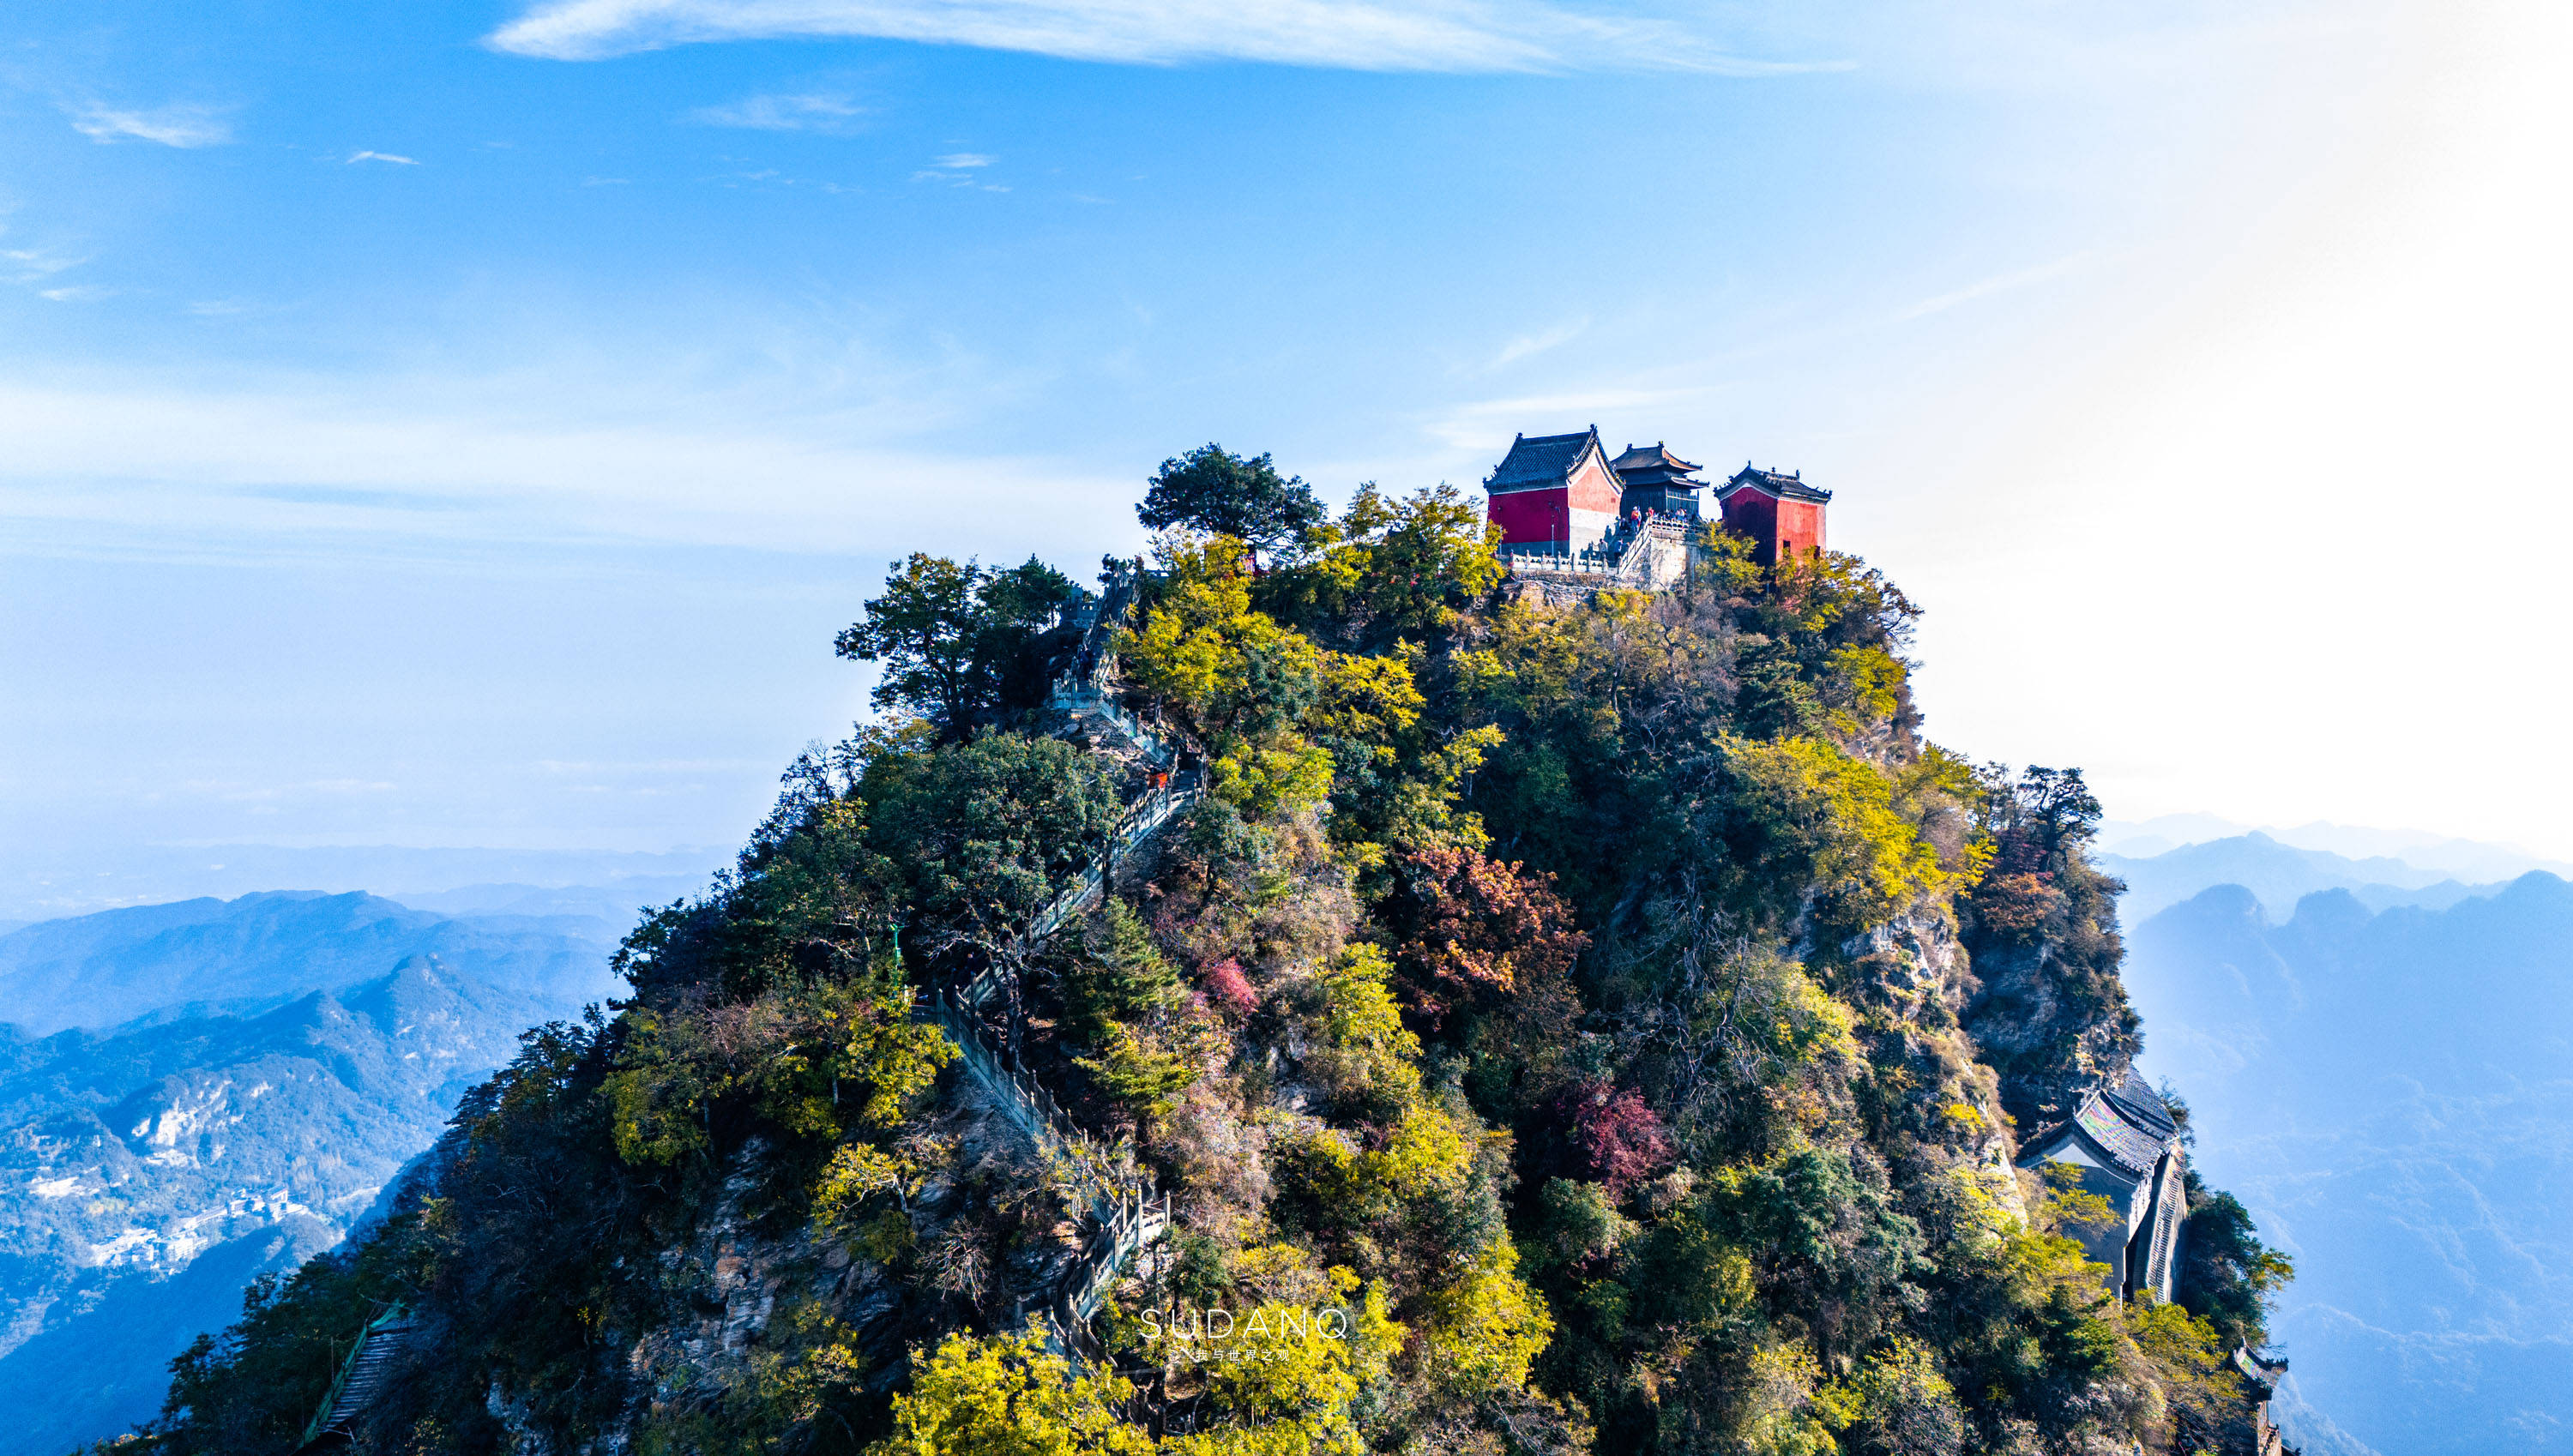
[5,0,2570,863]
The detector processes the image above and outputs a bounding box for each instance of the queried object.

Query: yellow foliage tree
[1121,536,1335,820]
[1418,1239,1554,1399]
[1300,945,1423,1115]
[1154,1268,1404,1456]
[605,982,955,1167]
[873,1325,1154,1456]
[1712,733,1961,932]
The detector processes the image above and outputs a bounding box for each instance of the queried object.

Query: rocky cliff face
[563,1076,1086,1448]
[1958,857,2142,1133]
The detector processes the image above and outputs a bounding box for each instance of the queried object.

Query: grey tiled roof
[2072,1092,2172,1177]
[1488,428,1607,490]
[2018,1078,2180,1182]
[2106,1068,2178,1138]
[1720,464,1832,503]
[1609,443,1702,482]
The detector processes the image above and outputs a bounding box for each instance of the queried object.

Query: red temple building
[1481,427,1630,555]
[1480,430,1829,575]
[1714,464,1830,565]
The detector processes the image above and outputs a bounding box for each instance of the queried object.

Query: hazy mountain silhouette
[0,1218,339,1456]
[2123,874,2573,1456]
[2097,831,2497,920]
[0,842,721,924]
[0,889,621,1036]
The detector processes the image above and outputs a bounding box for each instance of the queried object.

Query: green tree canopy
[836,554,1080,740]
[862,733,1126,957]
[1136,444,1326,561]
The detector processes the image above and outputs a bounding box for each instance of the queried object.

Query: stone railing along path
[297,1307,414,1451]
[933,562,1197,1358]
[1497,514,1689,588]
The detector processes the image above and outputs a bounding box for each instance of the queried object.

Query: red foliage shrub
[1199,957,1259,1017]
[1387,845,1588,1025]
[1552,1080,1677,1193]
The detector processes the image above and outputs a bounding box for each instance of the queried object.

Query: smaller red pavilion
[1713,464,1831,566]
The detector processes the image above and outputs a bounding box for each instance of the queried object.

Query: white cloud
[485,0,1833,74]
[39,286,114,303]
[934,152,996,168]
[346,150,420,165]
[0,369,1133,565]
[67,104,234,148]
[3,248,87,283]
[1888,251,2102,324]
[686,90,869,131]
[1485,315,1589,370]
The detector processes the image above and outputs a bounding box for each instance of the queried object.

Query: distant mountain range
[2121,870,2573,1456]
[0,842,723,925]
[0,890,625,1037]
[2096,831,2505,921]
[0,892,636,1456]
[2100,815,2573,888]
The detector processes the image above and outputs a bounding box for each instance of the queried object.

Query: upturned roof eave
[1485,426,1618,491]
[1716,469,1832,504]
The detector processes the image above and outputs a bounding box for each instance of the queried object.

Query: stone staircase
[297,1307,413,1449]
[931,560,1199,1360]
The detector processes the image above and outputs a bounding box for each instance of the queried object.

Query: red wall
[1720,490,1776,557]
[1565,456,1623,514]
[1488,488,1570,545]
[1719,489,1829,565]
[1775,499,1826,558]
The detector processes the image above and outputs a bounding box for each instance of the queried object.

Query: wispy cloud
[3,247,88,285]
[934,152,995,168]
[39,286,115,303]
[486,0,1840,74]
[67,103,234,148]
[912,168,1007,190]
[1889,250,2102,323]
[346,150,420,165]
[1424,383,1712,451]
[0,368,1130,566]
[1486,315,1590,370]
[685,90,869,132]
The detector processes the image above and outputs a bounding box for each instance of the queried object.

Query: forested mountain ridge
[133,459,2294,1456]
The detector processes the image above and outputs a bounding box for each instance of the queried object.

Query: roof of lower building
[1488,427,1613,491]
[1719,464,1832,503]
[2016,1071,2182,1182]
[2105,1068,2179,1139]
[2070,1094,2171,1177]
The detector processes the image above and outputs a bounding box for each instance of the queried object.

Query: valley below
[0,893,630,1456]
